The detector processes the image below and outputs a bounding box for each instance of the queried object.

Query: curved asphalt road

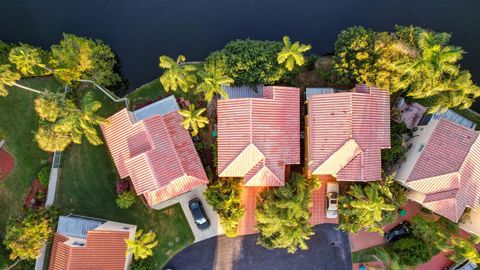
[165,224,351,270]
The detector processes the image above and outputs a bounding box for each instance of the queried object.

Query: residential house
[396,110,480,227]
[49,215,136,270]
[217,86,300,234]
[101,96,208,208]
[305,85,391,181]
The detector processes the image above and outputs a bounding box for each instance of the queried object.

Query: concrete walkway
[153,185,224,243]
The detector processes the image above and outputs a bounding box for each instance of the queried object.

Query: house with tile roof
[396,110,480,224]
[305,85,391,181]
[49,215,136,270]
[217,85,300,234]
[101,96,208,208]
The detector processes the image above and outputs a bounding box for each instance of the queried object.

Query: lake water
[1,0,479,111]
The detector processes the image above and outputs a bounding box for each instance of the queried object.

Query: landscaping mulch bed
[23,179,47,208]
[0,149,15,181]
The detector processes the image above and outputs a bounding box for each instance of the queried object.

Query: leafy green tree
[130,257,154,270]
[34,92,70,122]
[116,191,136,209]
[277,36,311,71]
[159,55,197,92]
[389,237,431,267]
[411,215,480,263]
[8,45,50,76]
[50,33,120,86]
[204,177,244,237]
[178,104,209,136]
[196,61,234,102]
[332,26,377,85]
[3,209,57,266]
[255,173,320,253]
[0,41,14,65]
[338,175,406,235]
[213,39,286,86]
[34,125,73,152]
[0,64,44,96]
[125,230,158,260]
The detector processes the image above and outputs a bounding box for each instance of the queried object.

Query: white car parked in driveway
[326,182,339,219]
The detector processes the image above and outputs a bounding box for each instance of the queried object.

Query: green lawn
[0,77,64,267]
[54,83,194,268]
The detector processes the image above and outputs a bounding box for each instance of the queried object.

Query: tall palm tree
[0,64,44,96]
[53,92,107,145]
[178,104,209,136]
[394,31,464,99]
[34,125,73,152]
[34,92,72,122]
[8,45,51,76]
[159,55,197,92]
[125,230,158,260]
[277,36,312,71]
[196,66,234,102]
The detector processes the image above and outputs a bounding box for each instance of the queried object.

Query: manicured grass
[0,77,63,267]
[55,83,194,268]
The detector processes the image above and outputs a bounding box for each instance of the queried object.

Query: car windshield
[190,202,199,209]
[197,217,207,224]
[330,199,337,204]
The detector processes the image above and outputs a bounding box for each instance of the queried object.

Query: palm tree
[277,36,312,71]
[196,66,234,102]
[34,92,72,122]
[394,31,464,99]
[0,64,44,96]
[8,45,51,76]
[34,125,73,152]
[178,104,209,136]
[159,55,197,92]
[125,230,158,260]
[116,191,136,209]
[53,92,107,145]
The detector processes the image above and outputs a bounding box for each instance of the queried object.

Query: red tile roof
[405,119,480,222]
[49,230,131,270]
[101,108,208,206]
[217,86,300,186]
[307,85,390,181]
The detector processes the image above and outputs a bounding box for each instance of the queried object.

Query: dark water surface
[1,0,479,110]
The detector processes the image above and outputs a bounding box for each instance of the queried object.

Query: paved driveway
[166,224,351,270]
[152,185,224,243]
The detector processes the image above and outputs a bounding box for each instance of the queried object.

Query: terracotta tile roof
[101,105,208,207]
[307,85,390,181]
[405,119,480,222]
[49,230,131,270]
[217,86,300,186]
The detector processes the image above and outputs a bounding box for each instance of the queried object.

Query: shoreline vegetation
[0,25,479,269]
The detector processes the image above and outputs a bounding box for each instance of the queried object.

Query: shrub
[36,191,46,200]
[116,191,136,209]
[116,179,130,194]
[204,178,244,237]
[37,166,51,187]
[388,237,431,266]
[130,257,154,270]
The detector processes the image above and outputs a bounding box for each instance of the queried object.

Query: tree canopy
[3,208,58,261]
[255,173,319,253]
[204,177,244,237]
[34,92,106,152]
[338,174,407,235]
[211,39,287,86]
[196,60,234,102]
[125,230,158,260]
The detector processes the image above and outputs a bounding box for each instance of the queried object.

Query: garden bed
[0,149,14,181]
